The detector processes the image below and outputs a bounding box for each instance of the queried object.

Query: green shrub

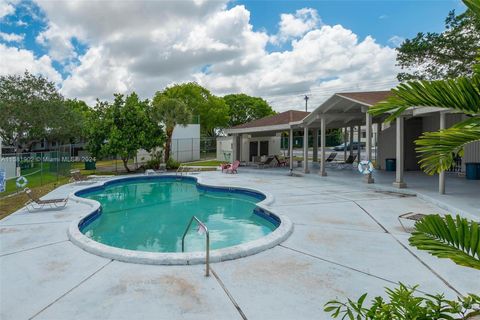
[144,158,161,170]
[144,150,164,170]
[324,283,480,319]
[166,158,180,170]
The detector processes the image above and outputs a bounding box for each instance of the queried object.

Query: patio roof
[300,91,393,129]
[225,110,310,134]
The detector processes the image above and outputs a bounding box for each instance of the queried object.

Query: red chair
[225,160,240,174]
[220,163,231,172]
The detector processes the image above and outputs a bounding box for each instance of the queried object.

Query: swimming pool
[76,176,279,254]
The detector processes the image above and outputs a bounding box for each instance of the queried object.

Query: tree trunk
[122,157,131,172]
[164,127,174,162]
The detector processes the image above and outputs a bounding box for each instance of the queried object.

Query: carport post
[319,117,327,176]
[313,128,319,162]
[393,117,407,188]
[289,128,294,172]
[364,111,374,183]
[343,127,348,161]
[231,134,238,161]
[357,125,361,161]
[303,126,310,173]
[439,112,446,194]
[349,126,354,156]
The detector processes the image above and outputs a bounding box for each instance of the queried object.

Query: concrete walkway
[1,171,478,320]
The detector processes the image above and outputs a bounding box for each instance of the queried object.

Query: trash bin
[85,161,96,170]
[465,162,480,180]
[385,158,396,171]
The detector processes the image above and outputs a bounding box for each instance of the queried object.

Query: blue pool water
[78,177,278,253]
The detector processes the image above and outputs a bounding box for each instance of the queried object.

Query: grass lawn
[0,177,70,220]
[183,160,223,166]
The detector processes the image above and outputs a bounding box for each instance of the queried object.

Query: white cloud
[16,18,27,26]
[0,0,15,19]
[270,8,320,44]
[11,1,398,110]
[0,31,24,42]
[388,35,405,47]
[0,43,62,83]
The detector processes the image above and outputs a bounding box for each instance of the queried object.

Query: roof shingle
[231,110,310,129]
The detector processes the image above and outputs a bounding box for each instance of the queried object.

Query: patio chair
[70,169,95,183]
[221,162,233,173]
[24,188,69,212]
[225,160,240,174]
[324,152,337,165]
[255,156,275,169]
[274,155,288,167]
[70,169,108,183]
[333,154,357,169]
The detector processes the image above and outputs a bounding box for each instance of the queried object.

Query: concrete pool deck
[1,171,478,320]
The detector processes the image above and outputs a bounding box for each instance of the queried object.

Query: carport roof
[300,91,393,129]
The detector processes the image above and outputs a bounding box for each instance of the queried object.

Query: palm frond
[463,0,480,16]
[369,75,480,122]
[415,117,480,174]
[409,214,480,270]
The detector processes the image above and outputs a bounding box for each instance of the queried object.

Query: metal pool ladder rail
[182,216,210,276]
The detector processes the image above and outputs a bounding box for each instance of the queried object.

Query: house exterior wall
[377,113,474,172]
[377,118,421,171]
[463,141,480,171]
[377,122,395,170]
[216,136,233,162]
[216,134,281,162]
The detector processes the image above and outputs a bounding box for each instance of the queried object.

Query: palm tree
[151,97,191,162]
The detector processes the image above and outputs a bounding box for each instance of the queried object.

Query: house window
[362,132,366,138]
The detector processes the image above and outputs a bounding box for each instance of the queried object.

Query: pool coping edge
[67,174,293,265]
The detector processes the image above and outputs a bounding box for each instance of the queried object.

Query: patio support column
[393,117,407,188]
[303,126,310,173]
[357,125,361,161]
[439,112,446,194]
[289,129,294,172]
[364,111,374,183]
[319,117,327,176]
[231,134,238,161]
[343,127,348,161]
[349,126,354,156]
[313,129,319,162]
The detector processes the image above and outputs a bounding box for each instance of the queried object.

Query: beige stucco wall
[377,113,475,172]
[377,117,422,171]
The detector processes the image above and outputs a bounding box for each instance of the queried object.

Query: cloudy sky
[0,0,465,111]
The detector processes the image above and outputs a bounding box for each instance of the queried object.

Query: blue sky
[0,0,467,110]
[237,0,465,48]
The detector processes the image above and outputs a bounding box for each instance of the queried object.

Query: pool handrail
[181,216,210,276]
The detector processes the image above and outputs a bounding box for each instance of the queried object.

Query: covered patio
[223,90,480,198]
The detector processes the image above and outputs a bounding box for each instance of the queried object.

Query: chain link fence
[0,137,219,194]
[0,147,75,195]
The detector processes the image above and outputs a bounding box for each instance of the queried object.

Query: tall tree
[396,7,480,81]
[223,93,276,127]
[0,71,68,152]
[50,98,91,144]
[161,82,229,136]
[85,92,164,172]
[151,96,191,162]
